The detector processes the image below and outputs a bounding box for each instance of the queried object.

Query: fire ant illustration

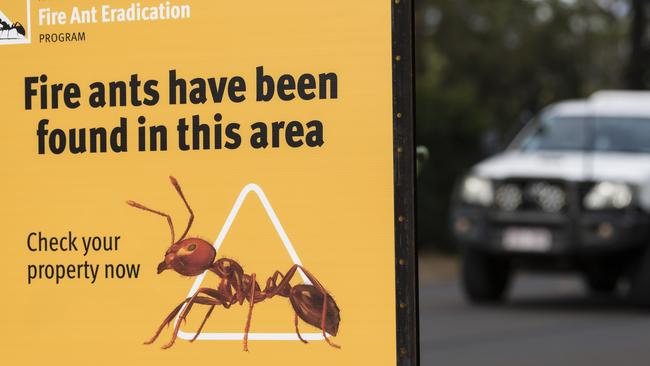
[127,176,341,351]
[0,20,25,38]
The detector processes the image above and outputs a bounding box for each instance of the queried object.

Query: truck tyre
[461,248,511,303]
[629,247,650,307]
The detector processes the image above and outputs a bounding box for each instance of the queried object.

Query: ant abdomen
[290,284,340,336]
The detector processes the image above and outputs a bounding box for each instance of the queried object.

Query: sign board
[0,1,417,365]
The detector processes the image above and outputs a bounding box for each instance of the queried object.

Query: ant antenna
[126,200,175,245]
[169,176,194,241]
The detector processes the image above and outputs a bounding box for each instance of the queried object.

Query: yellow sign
[1,1,415,365]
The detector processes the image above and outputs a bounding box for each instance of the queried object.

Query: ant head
[126,176,211,276]
[158,238,216,276]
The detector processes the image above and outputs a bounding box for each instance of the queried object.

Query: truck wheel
[629,247,650,307]
[584,271,618,294]
[461,248,511,303]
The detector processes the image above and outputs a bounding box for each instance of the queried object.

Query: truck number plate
[502,227,552,252]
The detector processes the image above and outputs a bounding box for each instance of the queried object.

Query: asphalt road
[419,271,650,366]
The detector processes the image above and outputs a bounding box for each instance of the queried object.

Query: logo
[0,0,30,45]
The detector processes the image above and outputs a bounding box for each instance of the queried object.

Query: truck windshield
[514,117,650,153]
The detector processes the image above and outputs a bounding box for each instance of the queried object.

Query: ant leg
[234,272,247,305]
[189,305,215,342]
[169,176,194,241]
[243,273,257,351]
[265,265,301,298]
[144,296,218,345]
[320,293,341,349]
[263,271,288,298]
[127,200,175,245]
[190,285,235,342]
[294,313,308,344]
[144,298,189,345]
[268,265,329,298]
[296,265,328,291]
[162,288,227,349]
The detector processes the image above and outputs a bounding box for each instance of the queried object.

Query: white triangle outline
[173,183,327,341]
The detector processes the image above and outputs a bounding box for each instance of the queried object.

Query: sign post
[1,1,417,365]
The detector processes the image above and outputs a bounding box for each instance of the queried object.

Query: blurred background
[415,1,650,365]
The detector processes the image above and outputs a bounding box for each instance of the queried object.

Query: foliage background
[415,0,650,252]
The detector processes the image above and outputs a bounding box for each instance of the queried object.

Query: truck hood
[473,150,650,210]
[475,150,650,183]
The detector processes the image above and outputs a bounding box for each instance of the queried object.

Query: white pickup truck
[451,91,650,306]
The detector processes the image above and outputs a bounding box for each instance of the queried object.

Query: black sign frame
[391,1,419,365]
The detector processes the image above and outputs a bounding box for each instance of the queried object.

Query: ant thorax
[212,258,244,278]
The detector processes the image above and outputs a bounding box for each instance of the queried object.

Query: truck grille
[494,179,568,213]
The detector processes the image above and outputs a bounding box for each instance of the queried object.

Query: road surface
[419,267,650,366]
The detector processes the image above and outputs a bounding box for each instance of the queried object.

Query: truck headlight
[584,182,633,210]
[461,176,493,206]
